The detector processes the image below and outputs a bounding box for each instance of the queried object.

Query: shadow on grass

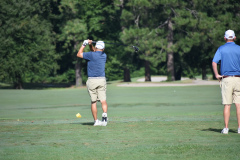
[202,128,237,133]
[81,122,94,126]
[0,82,116,89]
[0,81,115,89]
[71,122,94,126]
[0,83,75,89]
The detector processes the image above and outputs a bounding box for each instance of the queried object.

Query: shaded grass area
[0,83,74,89]
[1,86,240,160]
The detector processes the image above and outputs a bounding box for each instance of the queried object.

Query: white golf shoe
[238,128,240,134]
[221,128,229,134]
[93,119,102,126]
[102,113,107,126]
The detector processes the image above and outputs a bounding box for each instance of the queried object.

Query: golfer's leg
[235,103,240,128]
[98,79,107,113]
[101,100,108,113]
[224,104,231,128]
[91,102,98,121]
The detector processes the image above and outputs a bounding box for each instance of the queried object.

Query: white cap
[96,41,105,49]
[224,30,235,39]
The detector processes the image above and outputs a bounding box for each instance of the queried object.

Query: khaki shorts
[221,77,240,104]
[86,78,107,102]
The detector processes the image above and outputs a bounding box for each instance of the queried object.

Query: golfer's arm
[89,44,95,51]
[212,62,219,77]
[77,45,85,58]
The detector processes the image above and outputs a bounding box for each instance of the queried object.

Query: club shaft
[88,40,139,52]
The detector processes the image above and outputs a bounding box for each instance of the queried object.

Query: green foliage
[47,69,75,83]
[57,0,88,59]
[131,67,145,77]
[120,0,166,80]
[179,0,240,79]
[0,0,59,88]
[1,0,240,86]
[58,19,87,50]
[105,55,123,81]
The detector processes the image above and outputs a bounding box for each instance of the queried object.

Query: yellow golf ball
[76,113,81,118]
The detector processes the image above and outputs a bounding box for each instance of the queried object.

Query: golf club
[91,41,139,52]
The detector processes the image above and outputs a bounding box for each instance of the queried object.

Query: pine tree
[57,0,88,86]
[120,0,162,82]
[182,0,240,79]
[0,0,59,88]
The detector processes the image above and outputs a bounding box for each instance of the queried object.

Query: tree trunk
[120,1,130,83]
[175,66,182,80]
[167,18,175,81]
[75,59,82,87]
[145,60,151,81]
[124,67,131,82]
[14,74,23,89]
[74,41,82,87]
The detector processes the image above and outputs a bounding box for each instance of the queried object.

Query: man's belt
[88,77,105,79]
[223,75,240,78]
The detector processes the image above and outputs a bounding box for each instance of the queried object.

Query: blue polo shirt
[212,42,240,76]
[83,51,107,77]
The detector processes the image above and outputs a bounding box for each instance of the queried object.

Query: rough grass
[0,85,240,160]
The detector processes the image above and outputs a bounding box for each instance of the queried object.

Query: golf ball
[76,113,81,118]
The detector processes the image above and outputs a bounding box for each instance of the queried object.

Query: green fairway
[0,85,240,160]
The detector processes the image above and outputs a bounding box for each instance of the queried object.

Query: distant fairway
[0,85,240,160]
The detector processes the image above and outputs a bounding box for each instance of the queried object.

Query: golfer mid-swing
[77,40,108,126]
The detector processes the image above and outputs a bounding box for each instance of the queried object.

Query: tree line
[1,0,240,89]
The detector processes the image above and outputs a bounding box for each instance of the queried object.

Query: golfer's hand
[88,40,92,45]
[215,74,223,81]
[83,40,88,46]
